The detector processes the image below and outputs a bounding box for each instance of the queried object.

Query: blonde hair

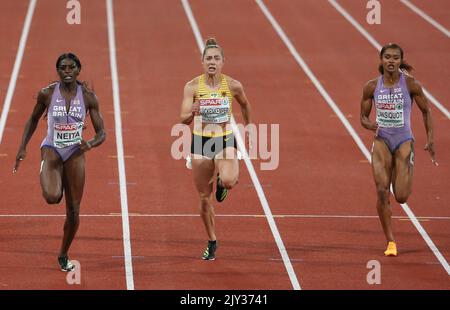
[202,37,224,60]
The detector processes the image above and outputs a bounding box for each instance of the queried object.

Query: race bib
[376,102,404,128]
[199,95,230,124]
[53,122,83,148]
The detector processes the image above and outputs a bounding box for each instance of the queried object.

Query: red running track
[0,0,448,289]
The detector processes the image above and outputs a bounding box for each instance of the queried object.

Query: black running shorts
[191,132,237,159]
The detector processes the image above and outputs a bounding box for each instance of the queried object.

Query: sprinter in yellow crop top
[180,38,252,260]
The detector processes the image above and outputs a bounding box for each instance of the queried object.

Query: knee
[395,197,407,204]
[66,211,79,225]
[220,177,238,190]
[43,191,63,204]
[66,206,80,224]
[198,192,212,208]
[394,192,409,204]
[375,186,390,203]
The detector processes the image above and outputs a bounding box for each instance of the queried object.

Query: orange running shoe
[384,241,398,256]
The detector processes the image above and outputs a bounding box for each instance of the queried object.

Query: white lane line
[257,0,450,276]
[328,0,450,119]
[1,213,450,220]
[106,0,134,290]
[256,0,371,159]
[400,0,450,38]
[181,0,301,290]
[0,0,37,144]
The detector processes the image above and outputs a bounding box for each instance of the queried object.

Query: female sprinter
[180,38,252,260]
[360,43,437,256]
[14,53,106,271]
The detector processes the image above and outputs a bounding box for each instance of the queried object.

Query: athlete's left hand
[80,140,92,153]
[424,142,438,166]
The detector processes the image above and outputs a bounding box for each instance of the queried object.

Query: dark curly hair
[378,43,413,74]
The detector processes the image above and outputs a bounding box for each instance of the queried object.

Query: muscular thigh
[214,147,239,181]
[62,152,86,204]
[394,140,413,173]
[371,138,393,188]
[40,147,63,193]
[191,157,215,195]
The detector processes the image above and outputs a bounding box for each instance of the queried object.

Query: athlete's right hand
[191,102,200,116]
[13,149,26,174]
[370,122,379,133]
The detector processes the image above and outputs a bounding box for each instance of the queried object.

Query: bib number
[199,97,230,124]
[53,122,83,148]
[376,103,404,128]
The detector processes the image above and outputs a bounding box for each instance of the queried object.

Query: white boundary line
[181,0,301,290]
[256,0,450,276]
[0,0,37,144]
[328,0,450,120]
[1,213,449,220]
[106,0,134,290]
[400,0,450,38]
